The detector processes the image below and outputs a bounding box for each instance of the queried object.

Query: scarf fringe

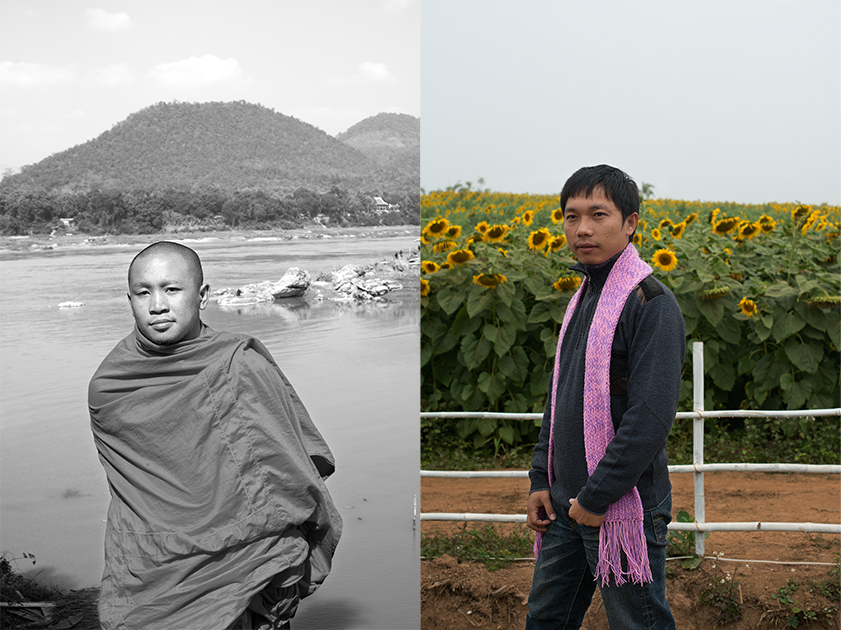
[596,519,652,586]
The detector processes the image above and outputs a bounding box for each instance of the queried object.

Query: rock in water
[271,267,310,298]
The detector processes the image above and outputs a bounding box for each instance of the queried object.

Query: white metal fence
[421,342,841,555]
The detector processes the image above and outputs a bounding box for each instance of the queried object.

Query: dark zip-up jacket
[529,249,685,515]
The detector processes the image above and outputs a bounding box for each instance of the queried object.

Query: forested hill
[1,101,418,194]
[336,112,419,175]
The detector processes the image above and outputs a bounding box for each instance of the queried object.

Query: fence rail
[421,342,841,555]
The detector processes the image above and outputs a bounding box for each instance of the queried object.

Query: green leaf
[466,290,493,318]
[681,555,703,570]
[794,275,821,296]
[421,342,432,367]
[461,334,492,370]
[527,301,554,324]
[540,328,559,357]
[482,323,497,343]
[709,361,735,391]
[498,425,516,444]
[477,372,506,403]
[828,314,841,350]
[781,377,812,409]
[436,287,464,316]
[800,304,828,332]
[772,312,806,343]
[698,297,725,326]
[494,324,517,356]
[499,346,530,382]
[477,416,497,437]
[434,332,460,355]
[784,339,823,374]
[498,297,527,328]
[764,281,799,299]
[717,317,741,345]
[495,280,515,306]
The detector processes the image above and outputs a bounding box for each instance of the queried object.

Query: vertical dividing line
[692,341,705,556]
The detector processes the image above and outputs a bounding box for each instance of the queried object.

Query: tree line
[0,186,419,235]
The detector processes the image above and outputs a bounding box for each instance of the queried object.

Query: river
[0,230,420,629]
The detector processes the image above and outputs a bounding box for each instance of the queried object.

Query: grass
[421,525,535,571]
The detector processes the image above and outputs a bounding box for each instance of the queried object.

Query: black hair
[560,164,640,223]
[128,241,204,288]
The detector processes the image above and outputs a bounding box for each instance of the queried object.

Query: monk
[89,241,342,630]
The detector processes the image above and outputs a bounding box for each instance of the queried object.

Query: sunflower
[710,208,720,225]
[551,208,565,224]
[447,249,475,265]
[432,240,457,253]
[553,276,582,291]
[423,218,450,240]
[475,221,490,234]
[738,297,757,317]
[472,273,507,288]
[438,262,453,271]
[420,278,430,297]
[498,248,508,258]
[801,210,821,235]
[684,212,698,226]
[633,233,643,245]
[527,228,551,250]
[713,217,740,236]
[509,216,522,226]
[702,286,731,301]
[759,216,777,234]
[522,210,534,226]
[670,221,687,239]
[446,225,462,239]
[421,260,440,274]
[737,221,761,240]
[547,235,566,253]
[651,248,678,272]
[658,219,673,230]
[485,224,509,243]
[420,232,430,246]
[791,205,810,223]
[808,295,841,308]
[651,228,662,241]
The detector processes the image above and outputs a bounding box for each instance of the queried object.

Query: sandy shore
[0,225,419,255]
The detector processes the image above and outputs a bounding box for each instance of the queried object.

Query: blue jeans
[525,494,675,630]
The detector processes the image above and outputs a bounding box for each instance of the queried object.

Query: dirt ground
[421,472,841,630]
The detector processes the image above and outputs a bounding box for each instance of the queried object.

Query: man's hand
[527,490,556,532]
[569,497,605,527]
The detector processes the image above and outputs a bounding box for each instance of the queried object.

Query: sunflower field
[420,186,840,457]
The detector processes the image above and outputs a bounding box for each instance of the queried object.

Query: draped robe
[89,325,342,629]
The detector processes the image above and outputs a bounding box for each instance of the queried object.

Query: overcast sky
[0,0,419,172]
[421,0,840,205]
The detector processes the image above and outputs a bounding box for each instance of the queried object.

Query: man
[525,165,685,629]
[89,241,342,630]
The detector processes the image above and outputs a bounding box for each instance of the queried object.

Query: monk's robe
[89,325,342,630]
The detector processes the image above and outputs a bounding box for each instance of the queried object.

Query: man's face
[563,187,638,266]
[127,253,209,345]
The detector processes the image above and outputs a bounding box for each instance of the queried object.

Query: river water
[0,231,420,629]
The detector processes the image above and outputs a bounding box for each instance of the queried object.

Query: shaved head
[128,241,203,289]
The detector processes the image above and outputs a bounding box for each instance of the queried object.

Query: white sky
[421,0,841,205]
[0,0,420,172]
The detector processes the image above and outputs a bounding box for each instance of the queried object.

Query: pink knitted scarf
[534,244,653,586]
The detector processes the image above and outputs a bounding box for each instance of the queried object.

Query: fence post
[692,341,705,556]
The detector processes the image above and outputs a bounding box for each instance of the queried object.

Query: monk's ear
[198,283,210,310]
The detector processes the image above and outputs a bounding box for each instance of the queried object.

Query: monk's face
[127,252,209,345]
